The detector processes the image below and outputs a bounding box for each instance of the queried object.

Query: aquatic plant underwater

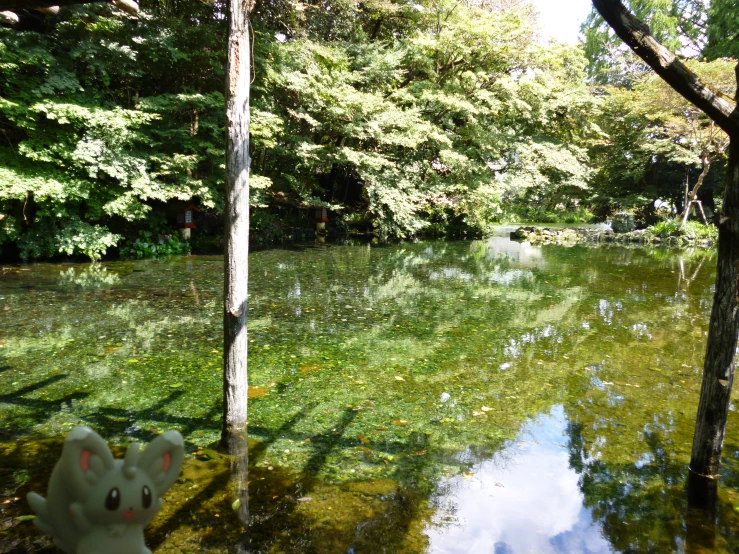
[3,238,739,552]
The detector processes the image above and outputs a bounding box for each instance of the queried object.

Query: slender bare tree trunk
[679,152,711,224]
[222,0,251,447]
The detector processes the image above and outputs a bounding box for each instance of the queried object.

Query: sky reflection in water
[427,405,612,554]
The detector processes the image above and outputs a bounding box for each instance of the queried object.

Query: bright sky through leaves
[531,0,593,43]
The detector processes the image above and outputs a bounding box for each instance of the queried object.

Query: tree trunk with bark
[592,0,739,506]
[222,0,251,447]
[689,137,739,475]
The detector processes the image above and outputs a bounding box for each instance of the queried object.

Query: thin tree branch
[0,0,137,12]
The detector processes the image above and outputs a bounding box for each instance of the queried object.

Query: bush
[508,205,595,225]
[647,220,718,241]
[17,218,120,261]
[120,231,190,259]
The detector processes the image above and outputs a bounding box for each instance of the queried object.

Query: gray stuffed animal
[27,427,185,554]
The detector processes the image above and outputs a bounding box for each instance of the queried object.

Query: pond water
[2,235,739,553]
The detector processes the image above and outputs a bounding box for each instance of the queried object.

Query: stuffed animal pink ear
[62,427,116,498]
[138,431,185,496]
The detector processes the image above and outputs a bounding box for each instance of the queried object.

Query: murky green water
[2,236,739,553]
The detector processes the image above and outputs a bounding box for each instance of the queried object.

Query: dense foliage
[0,0,736,260]
[0,2,225,259]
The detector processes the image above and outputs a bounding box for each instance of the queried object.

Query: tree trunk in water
[688,137,739,491]
[590,0,739,508]
[222,0,251,447]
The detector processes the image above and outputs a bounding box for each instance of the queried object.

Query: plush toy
[27,427,184,554]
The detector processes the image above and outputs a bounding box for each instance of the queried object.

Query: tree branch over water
[592,0,738,136]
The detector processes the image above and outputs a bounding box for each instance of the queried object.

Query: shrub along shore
[511,225,716,249]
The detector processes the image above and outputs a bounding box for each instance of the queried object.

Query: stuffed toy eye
[105,487,121,511]
[142,486,152,508]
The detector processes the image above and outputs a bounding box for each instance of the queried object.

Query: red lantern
[314,207,328,223]
[175,204,200,229]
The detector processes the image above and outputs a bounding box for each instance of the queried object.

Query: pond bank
[511,226,716,249]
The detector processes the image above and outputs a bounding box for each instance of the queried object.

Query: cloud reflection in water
[426,405,613,554]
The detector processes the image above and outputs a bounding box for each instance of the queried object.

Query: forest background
[0,0,737,261]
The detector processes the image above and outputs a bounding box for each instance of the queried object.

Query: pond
[2,235,739,553]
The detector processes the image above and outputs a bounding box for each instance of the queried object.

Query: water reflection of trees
[555,244,739,553]
[567,416,739,553]
[0,241,730,553]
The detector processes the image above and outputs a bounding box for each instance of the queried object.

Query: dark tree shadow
[0,374,90,441]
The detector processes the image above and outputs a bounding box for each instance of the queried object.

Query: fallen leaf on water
[248,386,270,399]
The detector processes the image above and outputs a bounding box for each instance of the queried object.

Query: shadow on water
[0,375,90,441]
[82,390,222,444]
[238,407,432,554]
[0,401,435,553]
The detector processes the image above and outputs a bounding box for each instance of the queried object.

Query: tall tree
[591,0,739,505]
[704,0,739,60]
[222,0,250,447]
[582,0,705,84]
